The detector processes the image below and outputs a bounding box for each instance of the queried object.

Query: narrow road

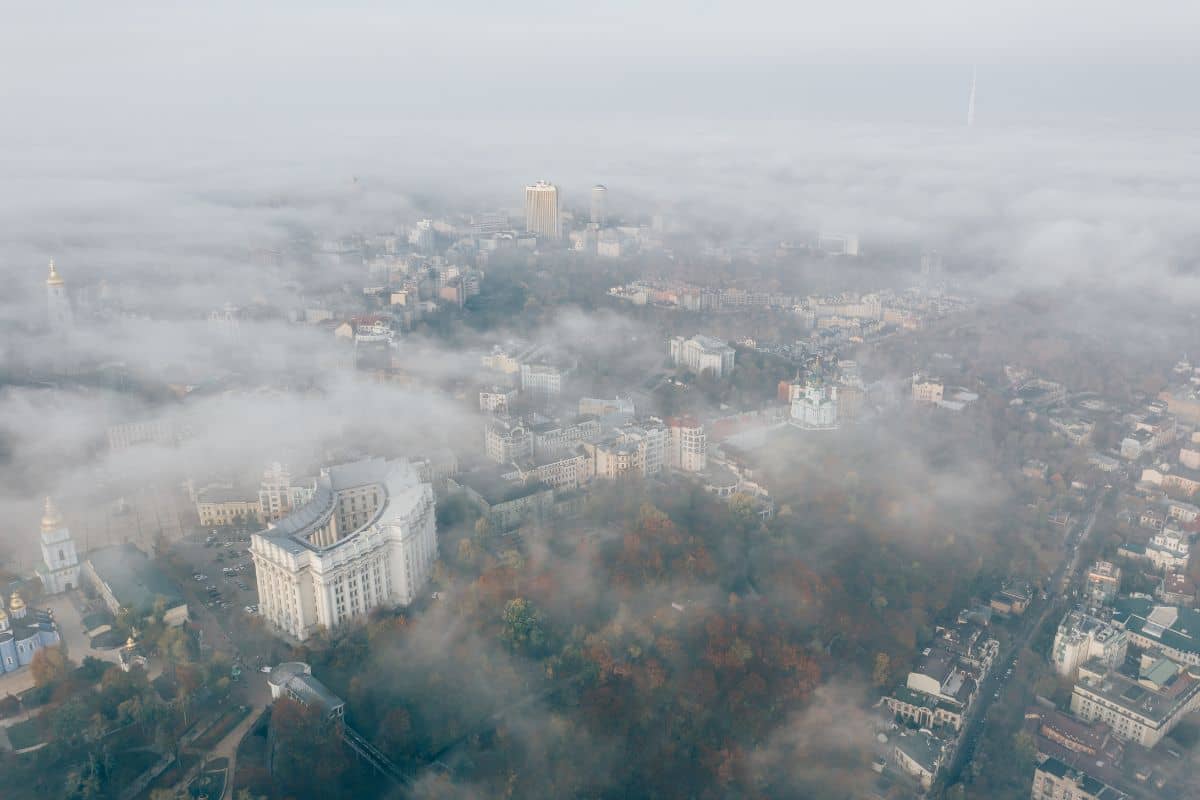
[935,498,1103,795]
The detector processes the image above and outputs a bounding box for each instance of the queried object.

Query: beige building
[912,375,945,405]
[1032,757,1128,800]
[669,335,735,378]
[667,417,707,473]
[196,488,261,527]
[1051,610,1127,678]
[251,459,437,642]
[485,417,533,464]
[258,463,316,523]
[1070,656,1200,747]
[524,180,560,239]
[585,420,669,480]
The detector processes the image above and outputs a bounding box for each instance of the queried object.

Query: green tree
[872,652,892,687]
[502,598,547,656]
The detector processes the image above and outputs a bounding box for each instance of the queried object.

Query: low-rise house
[83,543,188,626]
[1146,528,1190,571]
[990,582,1032,617]
[1167,499,1200,524]
[1157,572,1197,607]
[1085,561,1122,605]
[451,471,555,532]
[268,662,345,721]
[892,729,949,791]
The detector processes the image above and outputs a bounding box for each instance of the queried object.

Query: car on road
[260,665,272,673]
[193,574,208,581]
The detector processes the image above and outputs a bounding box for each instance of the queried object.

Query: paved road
[935,498,1104,795]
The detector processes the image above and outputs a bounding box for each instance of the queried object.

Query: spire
[47,258,64,288]
[41,496,63,533]
[966,66,977,128]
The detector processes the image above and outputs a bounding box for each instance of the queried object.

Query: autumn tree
[31,645,69,688]
[502,598,547,656]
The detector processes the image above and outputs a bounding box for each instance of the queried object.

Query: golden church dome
[46,259,64,287]
[41,496,63,532]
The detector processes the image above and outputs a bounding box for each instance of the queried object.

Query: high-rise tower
[46,259,72,332]
[524,181,561,239]
[590,184,608,225]
[967,66,977,128]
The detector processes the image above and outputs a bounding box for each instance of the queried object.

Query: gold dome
[46,259,64,287]
[9,592,25,611]
[41,496,63,533]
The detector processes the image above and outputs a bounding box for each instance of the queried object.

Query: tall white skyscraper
[46,259,72,332]
[525,180,561,239]
[590,184,607,225]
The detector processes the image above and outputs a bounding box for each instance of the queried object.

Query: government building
[251,458,437,641]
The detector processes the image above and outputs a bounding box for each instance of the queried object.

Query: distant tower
[46,259,72,332]
[590,184,608,225]
[920,250,942,289]
[37,497,80,595]
[524,181,561,239]
[966,66,977,128]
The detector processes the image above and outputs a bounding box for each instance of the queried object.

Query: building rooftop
[269,662,344,715]
[87,544,185,614]
[1075,657,1200,725]
[1113,598,1200,656]
[258,458,426,555]
[1036,756,1130,800]
[894,730,946,772]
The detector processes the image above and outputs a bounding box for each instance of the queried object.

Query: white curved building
[251,458,436,641]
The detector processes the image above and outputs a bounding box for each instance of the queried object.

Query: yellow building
[196,488,261,527]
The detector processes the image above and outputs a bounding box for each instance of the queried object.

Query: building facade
[667,417,707,473]
[1051,611,1128,678]
[196,488,262,528]
[590,184,607,225]
[669,335,736,378]
[1070,657,1200,747]
[251,459,437,642]
[524,180,560,239]
[485,417,533,464]
[520,362,565,403]
[258,463,316,523]
[1031,757,1129,800]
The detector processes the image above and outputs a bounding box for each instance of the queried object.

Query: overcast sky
[4,3,1199,136]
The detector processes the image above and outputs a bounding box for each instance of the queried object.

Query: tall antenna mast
[967,66,977,128]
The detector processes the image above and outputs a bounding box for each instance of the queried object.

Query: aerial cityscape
[1,4,1199,800]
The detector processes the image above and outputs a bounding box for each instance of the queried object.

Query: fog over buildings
[1,4,1199,800]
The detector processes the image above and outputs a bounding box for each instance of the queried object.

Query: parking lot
[167,527,279,668]
[181,529,259,616]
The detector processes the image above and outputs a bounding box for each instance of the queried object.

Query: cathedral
[46,258,72,332]
[37,497,81,595]
[0,591,60,674]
